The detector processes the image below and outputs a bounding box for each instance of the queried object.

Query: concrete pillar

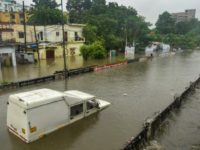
[11,52,16,67]
[13,66,18,81]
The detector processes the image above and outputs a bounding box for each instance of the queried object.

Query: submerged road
[155,85,200,150]
[0,51,200,150]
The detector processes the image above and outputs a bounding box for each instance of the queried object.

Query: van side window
[70,104,83,118]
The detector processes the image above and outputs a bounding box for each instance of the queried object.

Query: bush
[80,41,107,60]
[80,45,91,60]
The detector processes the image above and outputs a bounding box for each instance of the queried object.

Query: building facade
[0,0,27,12]
[0,12,28,24]
[35,24,85,58]
[171,9,196,23]
[0,24,85,58]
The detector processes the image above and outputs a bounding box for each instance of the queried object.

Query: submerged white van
[7,89,110,143]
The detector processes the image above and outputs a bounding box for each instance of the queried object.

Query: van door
[69,103,84,124]
[85,99,99,117]
[7,102,28,142]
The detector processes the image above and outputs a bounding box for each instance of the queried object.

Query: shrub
[80,41,107,60]
[80,44,91,60]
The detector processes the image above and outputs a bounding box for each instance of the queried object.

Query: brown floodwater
[0,55,125,82]
[0,50,200,150]
[154,84,200,150]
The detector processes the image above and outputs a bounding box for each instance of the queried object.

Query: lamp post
[61,0,68,77]
[22,0,27,52]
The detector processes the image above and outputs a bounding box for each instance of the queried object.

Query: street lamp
[61,0,68,77]
[22,0,27,52]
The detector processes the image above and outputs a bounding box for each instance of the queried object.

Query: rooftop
[8,89,93,109]
[64,90,95,100]
[9,89,65,109]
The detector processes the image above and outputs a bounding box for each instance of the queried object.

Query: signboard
[125,46,135,59]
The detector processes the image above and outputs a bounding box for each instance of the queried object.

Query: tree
[80,41,107,60]
[175,19,199,35]
[80,44,91,60]
[83,24,98,44]
[156,11,175,34]
[67,0,151,52]
[28,0,67,25]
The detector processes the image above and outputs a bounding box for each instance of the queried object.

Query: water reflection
[0,55,125,82]
[1,51,200,150]
[155,88,200,150]
[9,114,99,150]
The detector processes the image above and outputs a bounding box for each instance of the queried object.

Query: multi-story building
[35,24,85,58]
[0,24,85,58]
[0,0,29,24]
[171,9,196,23]
[0,0,28,12]
[0,12,28,24]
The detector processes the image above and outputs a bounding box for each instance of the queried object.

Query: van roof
[9,89,65,109]
[64,90,95,100]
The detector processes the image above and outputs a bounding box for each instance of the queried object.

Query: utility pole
[61,0,67,77]
[22,1,27,52]
[33,25,40,63]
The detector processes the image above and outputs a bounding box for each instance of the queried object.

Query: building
[0,23,34,43]
[0,24,85,59]
[171,9,196,23]
[35,24,85,59]
[0,45,16,66]
[0,0,29,24]
[0,12,28,24]
[0,0,26,12]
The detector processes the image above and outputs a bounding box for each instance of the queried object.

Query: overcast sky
[19,0,199,25]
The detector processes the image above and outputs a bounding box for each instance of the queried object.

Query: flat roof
[64,95,85,106]
[9,89,65,109]
[9,89,96,109]
[64,90,95,100]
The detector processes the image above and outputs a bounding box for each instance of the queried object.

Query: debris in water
[123,93,127,96]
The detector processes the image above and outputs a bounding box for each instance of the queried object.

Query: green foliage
[162,34,198,49]
[80,41,107,60]
[28,0,67,25]
[156,11,175,34]
[155,11,200,49]
[175,19,199,34]
[80,44,91,60]
[83,24,98,44]
[67,1,151,51]
[90,41,107,59]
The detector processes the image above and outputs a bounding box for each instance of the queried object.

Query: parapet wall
[123,76,200,150]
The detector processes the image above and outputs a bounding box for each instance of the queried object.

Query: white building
[0,0,25,12]
[0,23,86,59]
[35,24,85,44]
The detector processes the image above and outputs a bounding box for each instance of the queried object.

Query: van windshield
[87,100,99,110]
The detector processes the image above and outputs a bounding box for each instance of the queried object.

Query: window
[74,32,78,41]
[18,32,24,38]
[40,32,43,41]
[87,100,99,110]
[56,32,59,36]
[64,32,68,41]
[70,103,83,119]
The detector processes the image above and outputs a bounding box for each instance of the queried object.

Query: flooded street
[155,86,200,150]
[0,55,125,82]
[0,51,200,150]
